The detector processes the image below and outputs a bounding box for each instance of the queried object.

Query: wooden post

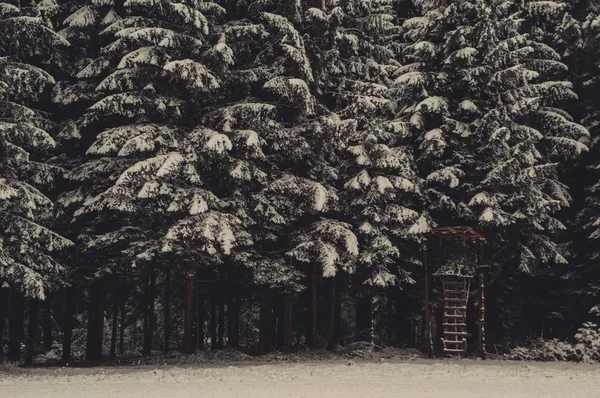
[424,239,433,358]
[478,241,487,359]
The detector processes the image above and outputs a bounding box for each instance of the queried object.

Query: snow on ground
[1,359,599,397]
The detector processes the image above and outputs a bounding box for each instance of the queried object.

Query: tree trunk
[86,277,107,361]
[110,288,118,359]
[356,294,372,342]
[8,290,25,362]
[143,269,155,356]
[387,288,394,341]
[42,299,53,349]
[335,290,342,342]
[311,263,318,349]
[227,277,234,347]
[210,294,217,350]
[271,292,278,348]
[258,287,272,354]
[132,312,136,352]
[119,291,125,356]
[24,299,40,366]
[164,269,171,354]
[283,292,293,353]
[0,287,6,359]
[395,294,406,346]
[197,291,205,349]
[327,277,336,350]
[62,287,76,364]
[218,291,225,349]
[229,282,239,348]
[182,267,196,354]
[277,294,285,349]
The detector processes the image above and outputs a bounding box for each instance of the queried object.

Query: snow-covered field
[1,359,599,397]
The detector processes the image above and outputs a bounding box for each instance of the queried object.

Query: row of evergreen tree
[1,0,599,363]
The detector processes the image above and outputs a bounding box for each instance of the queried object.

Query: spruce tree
[399,0,588,339]
[0,2,73,300]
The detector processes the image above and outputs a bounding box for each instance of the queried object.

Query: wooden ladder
[441,275,470,356]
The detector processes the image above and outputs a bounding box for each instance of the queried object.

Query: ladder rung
[443,323,466,327]
[445,306,466,310]
[443,348,465,353]
[444,298,466,302]
[444,331,467,336]
[444,314,466,318]
[443,290,464,294]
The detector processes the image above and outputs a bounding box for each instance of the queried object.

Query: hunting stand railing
[424,227,488,358]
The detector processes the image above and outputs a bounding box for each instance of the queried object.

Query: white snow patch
[2,360,598,398]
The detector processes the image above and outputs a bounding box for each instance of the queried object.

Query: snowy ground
[1,359,599,397]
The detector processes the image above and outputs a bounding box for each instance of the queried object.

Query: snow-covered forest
[1,0,600,365]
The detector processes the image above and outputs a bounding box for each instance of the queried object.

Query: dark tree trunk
[218,291,225,349]
[395,294,406,346]
[283,292,293,353]
[356,294,372,342]
[327,277,336,350]
[42,299,53,349]
[8,290,25,362]
[258,287,272,354]
[164,269,171,353]
[142,273,149,355]
[210,294,217,350]
[132,313,136,352]
[277,294,285,349]
[311,263,318,349]
[335,290,342,342]
[227,277,234,347]
[271,292,278,348]
[62,287,76,364]
[142,269,155,356]
[25,299,40,366]
[119,290,125,356]
[387,288,394,341]
[110,288,118,359]
[197,291,205,349]
[0,287,6,358]
[182,268,196,354]
[86,277,107,361]
[229,282,239,348]
[487,282,496,353]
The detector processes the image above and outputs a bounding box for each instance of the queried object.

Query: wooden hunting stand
[423,227,488,358]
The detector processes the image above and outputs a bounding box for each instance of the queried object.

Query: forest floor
[1,357,599,397]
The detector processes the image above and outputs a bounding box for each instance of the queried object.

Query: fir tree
[399,0,588,338]
[0,1,73,300]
